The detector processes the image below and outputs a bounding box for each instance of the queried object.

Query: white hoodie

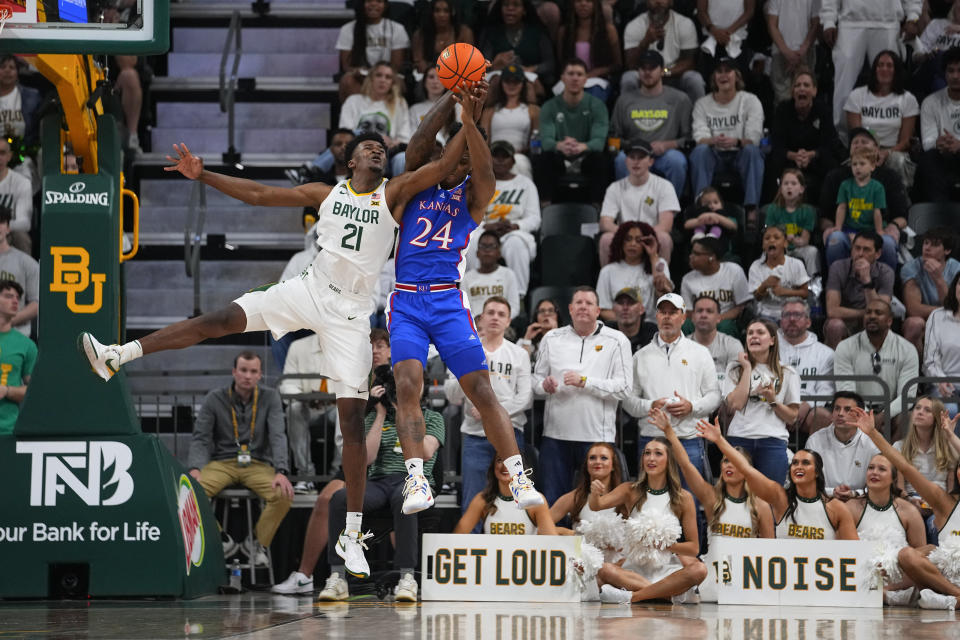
[532,322,632,442]
[777,330,835,400]
[819,0,920,30]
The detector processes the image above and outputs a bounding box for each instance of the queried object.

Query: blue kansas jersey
[395,176,476,283]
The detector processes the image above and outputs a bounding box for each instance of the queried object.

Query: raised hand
[164,143,203,180]
[736,351,751,370]
[695,417,722,443]
[849,406,876,437]
[940,410,960,435]
[647,406,672,433]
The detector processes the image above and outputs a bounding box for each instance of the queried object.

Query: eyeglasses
[781,311,807,320]
[872,351,882,374]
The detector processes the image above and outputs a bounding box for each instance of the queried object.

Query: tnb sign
[16,440,134,506]
[421,534,581,602]
[708,538,882,607]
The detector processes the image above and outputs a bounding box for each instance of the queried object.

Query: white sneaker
[317,573,349,601]
[335,530,373,578]
[884,587,915,606]
[221,532,239,559]
[510,470,544,509]
[401,474,434,515]
[919,588,957,610]
[671,586,700,605]
[240,536,270,567]
[394,572,418,602]
[78,332,122,381]
[271,570,313,595]
[599,584,632,604]
[293,481,316,494]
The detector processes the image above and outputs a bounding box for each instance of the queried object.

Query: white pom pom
[576,511,627,552]
[623,510,682,568]
[857,525,906,587]
[930,536,960,584]
[569,542,606,600]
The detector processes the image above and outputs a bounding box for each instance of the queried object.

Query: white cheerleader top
[940,498,960,538]
[775,495,836,540]
[856,497,907,544]
[484,495,537,535]
[577,499,617,523]
[709,493,755,538]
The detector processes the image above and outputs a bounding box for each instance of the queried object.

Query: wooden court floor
[2,593,959,640]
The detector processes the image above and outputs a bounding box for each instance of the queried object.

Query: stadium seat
[540,203,599,237]
[539,234,598,286]
[907,202,960,239]
[527,285,576,325]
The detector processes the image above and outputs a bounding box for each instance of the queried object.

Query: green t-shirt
[764,203,816,244]
[0,329,36,434]
[364,408,445,479]
[837,178,886,232]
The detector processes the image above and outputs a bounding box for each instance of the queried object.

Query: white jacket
[820,0,920,30]
[778,331,835,400]
[623,335,721,438]
[532,322,632,442]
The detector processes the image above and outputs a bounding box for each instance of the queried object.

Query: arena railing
[900,376,960,412]
[798,373,893,441]
[184,180,207,317]
[219,10,242,165]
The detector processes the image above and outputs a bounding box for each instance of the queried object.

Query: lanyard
[229,385,258,446]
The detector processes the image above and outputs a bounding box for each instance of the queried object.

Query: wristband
[580,375,587,386]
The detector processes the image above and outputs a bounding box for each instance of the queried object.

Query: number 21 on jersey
[408,217,454,250]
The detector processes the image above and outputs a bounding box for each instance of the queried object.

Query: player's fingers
[181,143,192,156]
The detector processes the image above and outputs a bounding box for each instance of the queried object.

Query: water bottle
[229,558,242,591]
[529,129,541,156]
[759,128,771,156]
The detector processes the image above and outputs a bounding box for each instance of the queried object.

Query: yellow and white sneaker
[510,470,544,509]
[401,474,434,514]
[335,530,373,578]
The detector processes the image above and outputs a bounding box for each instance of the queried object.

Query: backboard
[0,0,168,55]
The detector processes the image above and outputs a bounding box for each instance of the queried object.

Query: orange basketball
[436,43,486,91]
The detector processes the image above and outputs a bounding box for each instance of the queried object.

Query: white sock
[504,454,525,477]
[118,340,143,365]
[345,511,362,535]
[405,458,424,477]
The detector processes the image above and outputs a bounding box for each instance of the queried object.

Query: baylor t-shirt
[837,178,886,232]
[0,329,36,433]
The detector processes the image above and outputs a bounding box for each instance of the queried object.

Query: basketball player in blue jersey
[78,87,483,580]
[387,84,543,515]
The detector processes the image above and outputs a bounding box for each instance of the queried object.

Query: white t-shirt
[704,0,748,39]
[462,266,521,319]
[339,94,412,144]
[893,439,950,495]
[747,256,810,321]
[698,331,743,384]
[599,174,680,228]
[623,10,698,67]
[842,87,920,148]
[485,173,541,233]
[0,169,32,232]
[806,427,879,495]
[0,88,25,139]
[596,259,670,323]
[766,0,821,50]
[444,338,532,436]
[723,363,801,440]
[680,263,752,315]
[920,88,960,152]
[335,19,410,67]
[916,18,960,56]
[490,104,532,151]
[924,308,960,382]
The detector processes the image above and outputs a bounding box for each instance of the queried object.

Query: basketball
[436,42,486,91]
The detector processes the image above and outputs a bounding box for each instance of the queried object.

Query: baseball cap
[656,293,686,313]
[614,287,640,303]
[501,64,524,82]
[490,140,516,156]
[637,49,664,69]
[714,56,736,70]
[848,127,878,145]
[622,139,653,156]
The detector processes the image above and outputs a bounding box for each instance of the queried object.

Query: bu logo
[49,246,106,313]
[16,441,135,507]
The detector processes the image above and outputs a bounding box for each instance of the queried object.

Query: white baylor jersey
[314,178,398,298]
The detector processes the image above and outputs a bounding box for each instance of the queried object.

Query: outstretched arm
[851,407,956,520]
[165,143,332,207]
[696,418,788,514]
[405,92,457,171]
[460,102,496,225]
[648,408,715,509]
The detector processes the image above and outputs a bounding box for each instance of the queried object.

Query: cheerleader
[844,453,925,604]
[454,457,556,535]
[696,418,858,541]
[549,442,626,534]
[587,438,707,604]
[852,406,960,610]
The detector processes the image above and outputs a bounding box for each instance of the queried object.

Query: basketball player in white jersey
[78,86,484,580]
